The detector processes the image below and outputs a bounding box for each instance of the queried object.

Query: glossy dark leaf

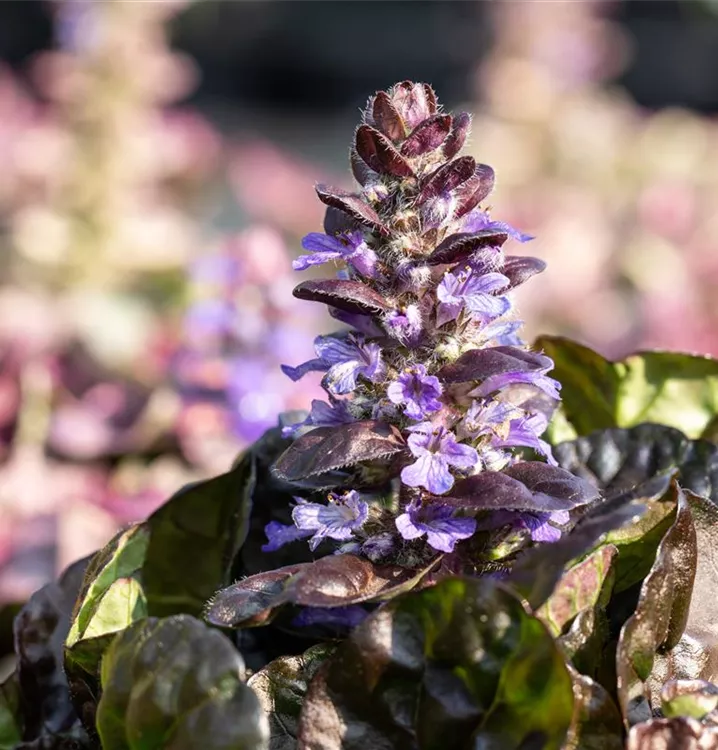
[538,545,617,637]
[96,615,268,750]
[297,577,574,750]
[438,345,552,384]
[454,163,495,217]
[355,125,414,177]
[371,91,407,141]
[626,717,718,749]
[416,155,476,204]
[142,442,257,618]
[13,557,90,744]
[206,555,437,630]
[426,229,508,266]
[292,280,390,316]
[617,483,697,726]
[537,336,718,440]
[272,421,405,483]
[400,114,452,157]
[247,645,335,750]
[563,668,624,750]
[315,185,387,234]
[554,424,718,503]
[442,463,597,513]
[442,112,471,159]
[502,255,547,289]
[507,493,648,610]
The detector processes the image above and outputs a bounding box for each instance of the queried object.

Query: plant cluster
[3,81,718,750]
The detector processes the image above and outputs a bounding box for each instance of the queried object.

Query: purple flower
[470,362,562,401]
[385,305,422,344]
[293,231,378,278]
[461,209,534,243]
[261,520,313,552]
[479,509,570,543]
[281,398,355,438]
[282,334,386,395]
[478,319,524,347]
[458,399,520,441]
[492,412,557,466]
[292,491,369,551]
[387,365,443,421]
[436,269,511,327]
[401,423,479,495]
[395,503,477,553]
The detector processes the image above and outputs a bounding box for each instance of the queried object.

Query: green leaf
[247,645,335,750]
[660,679,718,720]
[142,444,257,618]
[616,483,697,727]
[537,336,718,440]
[562,668,623,750]
[553,424,718,503]
[0,673,21,750]
[537,545,617,637]
[96,615,268,750]
[297,577,574,750]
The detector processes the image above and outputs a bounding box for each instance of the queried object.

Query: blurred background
[1,0,718,633]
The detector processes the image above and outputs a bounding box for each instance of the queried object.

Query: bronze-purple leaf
[443,112,472,159]
[315,184,387,234]
[293,280,391,316]
[416,155,476,204]
[355,125,414,178]
[400,114,452,157]
[438,346,552,384]
[285,555,435,608]
[441,471,569,513]
[204,566,303,628]
[426,229,508,266]
[273,421,406,483]
[454,163,496,218]
[503,256,547,289]
[371,91,407,141]
[441,464,597,513]
[503,462,599,507]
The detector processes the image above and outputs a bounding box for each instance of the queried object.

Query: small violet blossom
[436,268,511,327]
[493,412,558,466]
[470,368,562,401]
[281,398,355,438]
[282,334,385,395]
[395,503,477,553]
[461,209,534,243]
[480,509,570,543]
[385,305,422,345]
[262,491,369,553]
[401,423,479,495]
[293,231,378,278]
[387,365,443,421]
